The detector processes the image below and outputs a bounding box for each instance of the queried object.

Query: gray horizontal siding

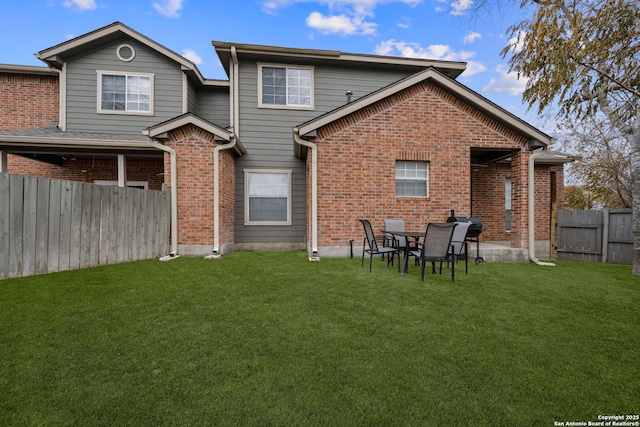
[197,87,230,127]
[234,60,419,244]
[187,80,198,114]
[64,38,184,134]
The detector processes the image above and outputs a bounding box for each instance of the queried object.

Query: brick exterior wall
[1,71,65,177]
[8,157,164,189]
[0,72,59,131]
[472,162,565,243]
[311,80,561,252]
[162,124,235,250]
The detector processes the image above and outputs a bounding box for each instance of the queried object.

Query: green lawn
[1,252,638,426]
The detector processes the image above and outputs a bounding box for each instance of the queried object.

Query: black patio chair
[359,219,400,272]
[450,221,472,274]
[409,222,457,282]
[384,218,419,266]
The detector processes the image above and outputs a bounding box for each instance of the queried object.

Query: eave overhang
[213,41,466,79]
[0,64,59,76]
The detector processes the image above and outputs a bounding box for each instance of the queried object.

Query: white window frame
[257,63,314,110]
[244,169,292,226]
[395,161,429,198]
[97,70,154,115]
[94,180,148,189]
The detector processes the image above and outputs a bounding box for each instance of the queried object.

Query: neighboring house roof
[293,66,554,158]
[212,41,467,79]
[144,113,246,156]
[0,64,59,76]
[535,150,579,164]
[35,21,227,87]
[0,125,160,162]
[0,125,149,147]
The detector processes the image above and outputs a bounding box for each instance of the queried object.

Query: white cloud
[450,0,472,15]
[397,17,411,29]
[181,49,202,64]
[463,31,481,44]
[482,65,527,96]
[306,11,377,35]
[374,39,486,76]
[153,0,185,18]
[62,0,96,11]
[263,0,423,35]
[506,32,526,53]
[263,0,423,11]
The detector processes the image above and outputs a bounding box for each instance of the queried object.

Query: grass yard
[1,252,639,426]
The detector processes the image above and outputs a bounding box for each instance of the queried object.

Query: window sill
[97,110,154,116]
[258,104,314,111]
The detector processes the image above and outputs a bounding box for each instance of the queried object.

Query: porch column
[117,154,127,188]
[511,148,530,249]
[0,151,7,173]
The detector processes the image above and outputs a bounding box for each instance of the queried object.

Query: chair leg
[421,259,426,281]
[451,257,455,282]
[369,253,373,272]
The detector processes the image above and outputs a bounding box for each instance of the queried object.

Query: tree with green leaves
[501,0,640,273]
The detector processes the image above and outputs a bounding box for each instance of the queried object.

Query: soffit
[213,41,466,79]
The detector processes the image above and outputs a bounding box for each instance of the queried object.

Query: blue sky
[1,0,547,129]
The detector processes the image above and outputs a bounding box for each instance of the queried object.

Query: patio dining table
[390,230,424,274]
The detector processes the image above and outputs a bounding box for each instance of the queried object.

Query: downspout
[293,129,319,261]
[211,133,238,257]
[209,45,240,258]
[528,146,555,266]
[146,137,179,260]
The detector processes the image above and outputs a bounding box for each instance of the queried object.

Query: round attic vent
[116,44,135,62]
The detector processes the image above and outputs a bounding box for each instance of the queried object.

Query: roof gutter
[528,146,555,266]
[293,128,319,261]
[145,137,179,260]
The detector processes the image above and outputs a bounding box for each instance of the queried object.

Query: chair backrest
[359,219,379,252]
[384,219,406,246]
[451,221,472,255]
[421,222,457,258]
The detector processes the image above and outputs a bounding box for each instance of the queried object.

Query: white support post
[117,154,127,188]
[0,151,7,173]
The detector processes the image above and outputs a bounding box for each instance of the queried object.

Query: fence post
[602,209,609,263]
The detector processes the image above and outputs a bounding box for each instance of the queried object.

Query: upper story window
[97,71,154,115]
[258,63,314,110]
[396,161,429,197]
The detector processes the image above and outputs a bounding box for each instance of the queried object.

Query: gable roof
[293,66,553,154]
[35,22,226,87]
[143,113,246,156]
[213,41,467,79]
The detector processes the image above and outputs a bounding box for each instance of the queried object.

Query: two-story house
[0,22,574,261]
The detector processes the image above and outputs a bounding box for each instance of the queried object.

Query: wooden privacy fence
[0,173,171,279]
[556,209,633,264]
